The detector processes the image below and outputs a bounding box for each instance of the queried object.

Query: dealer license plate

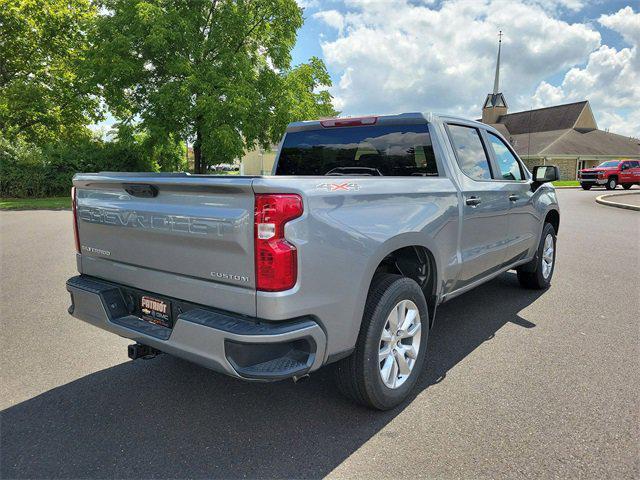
[140,295,172,328]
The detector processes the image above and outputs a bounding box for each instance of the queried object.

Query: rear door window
[447,124,492,180]
[275,124,438,176]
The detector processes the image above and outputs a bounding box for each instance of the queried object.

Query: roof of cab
[286,112,430,132]
[285,112,492,133]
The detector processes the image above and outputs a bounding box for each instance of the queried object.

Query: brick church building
[480,34,640,180]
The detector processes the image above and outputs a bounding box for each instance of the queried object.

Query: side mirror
[532,165,559,184]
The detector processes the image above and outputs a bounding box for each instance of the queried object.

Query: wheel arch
[363,234,442,329]
[544,208,560,234]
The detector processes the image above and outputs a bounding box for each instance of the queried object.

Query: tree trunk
[185,138,189,171]
[193,128,203,174]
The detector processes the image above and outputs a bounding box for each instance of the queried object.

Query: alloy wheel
[378,300,422,389]
[541,234,554,279]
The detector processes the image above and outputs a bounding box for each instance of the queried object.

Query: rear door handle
[465,196,481,206]
[509,194,519,202]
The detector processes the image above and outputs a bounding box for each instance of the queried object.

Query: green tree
[89,0,337,173]
[0,0,100,143]
[115,123,187,172]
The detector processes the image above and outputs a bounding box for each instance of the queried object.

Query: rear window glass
[275,124,438,176]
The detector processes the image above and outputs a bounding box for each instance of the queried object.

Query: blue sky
[95,1,639,137]
[288,0,639,136]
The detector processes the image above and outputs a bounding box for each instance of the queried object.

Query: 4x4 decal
[316,182,361,192]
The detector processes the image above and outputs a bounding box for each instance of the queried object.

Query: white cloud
[523,0,588,13]
[317,0,602,123]
[313,9,345,35]
[533,6,640,136]
[596,109,640,137]
[296,0,319,9]
[599,5,640,47]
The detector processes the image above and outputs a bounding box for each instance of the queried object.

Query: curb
[595,192,640,211]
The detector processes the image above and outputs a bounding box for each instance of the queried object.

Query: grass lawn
[0,197,71,210]
[552,181,580,187]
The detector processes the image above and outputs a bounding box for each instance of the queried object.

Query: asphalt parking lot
[1,189,638,479]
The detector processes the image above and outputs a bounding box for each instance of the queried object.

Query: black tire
[335,274,429,410]
[516,223,557,290]
[605,177,617,190]
[580,183,592,190]
[622,183,632,190]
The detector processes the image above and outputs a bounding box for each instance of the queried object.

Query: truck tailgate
[73,173,256,315]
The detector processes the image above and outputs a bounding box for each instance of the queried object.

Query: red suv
[578,160,640,190]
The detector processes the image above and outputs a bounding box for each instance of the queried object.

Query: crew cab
[66,113,560,409]
[578,160,640,190]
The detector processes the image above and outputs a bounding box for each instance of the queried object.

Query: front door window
[487,133,523,181]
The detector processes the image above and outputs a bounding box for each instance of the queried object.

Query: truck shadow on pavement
[1,272,541,479]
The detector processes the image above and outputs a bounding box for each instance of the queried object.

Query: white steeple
[493,30,502,95]
[482,31,508,124]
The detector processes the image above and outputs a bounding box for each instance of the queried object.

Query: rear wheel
[580,183,592,190]
[335,274,429,410]
[516,223,556,290]
[622,183,632,190]
[606,177,617,190]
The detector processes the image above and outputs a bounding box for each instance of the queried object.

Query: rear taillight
[254,194,303,291]
[71,187,80,253]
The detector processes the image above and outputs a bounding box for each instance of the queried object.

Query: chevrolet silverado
[578,160,640,190]
[66,113,560,409]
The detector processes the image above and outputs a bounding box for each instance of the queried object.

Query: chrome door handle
[509,194,519,202]
[465,196,481,206]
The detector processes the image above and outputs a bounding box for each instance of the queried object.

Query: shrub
[0,133,186,198]
[0,137,50,198]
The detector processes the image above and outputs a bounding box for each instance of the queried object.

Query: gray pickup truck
[66,112,560,409]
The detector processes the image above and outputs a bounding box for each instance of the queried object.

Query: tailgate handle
[123,184,158,198]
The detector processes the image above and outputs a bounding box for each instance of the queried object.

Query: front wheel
[622,183,633,190]
[517,223,557,289]
[606,177,617,190]
[335,274,429,410]
[580,183,592,190]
